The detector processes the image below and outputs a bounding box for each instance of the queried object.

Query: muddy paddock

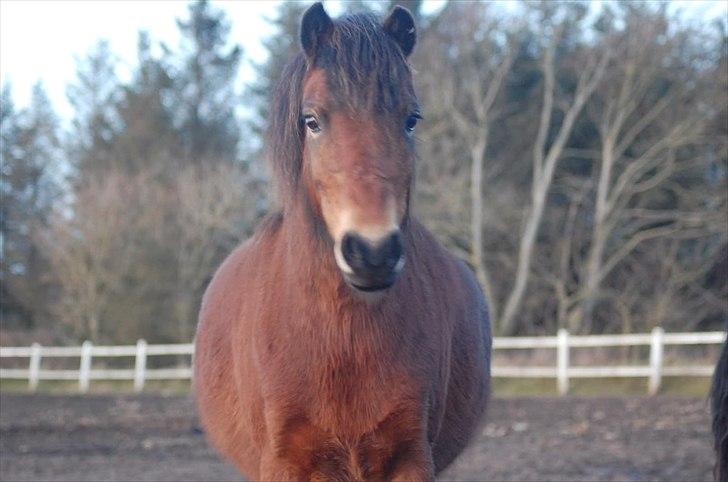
[0,393,715,481]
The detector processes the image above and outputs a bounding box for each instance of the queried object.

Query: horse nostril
[341,232,368,268]
[341,231,404,273]
[381,232,403,269]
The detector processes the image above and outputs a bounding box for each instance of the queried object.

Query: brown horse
[194,4,491,481]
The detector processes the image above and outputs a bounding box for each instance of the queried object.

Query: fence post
[79,341,93,393]
[28,343,42,391]
[649,326,664,395]
[557,329,570,395]
[134,339,147,393]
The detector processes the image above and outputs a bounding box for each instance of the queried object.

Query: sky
[1,0,280,121]
[0,0,725,124]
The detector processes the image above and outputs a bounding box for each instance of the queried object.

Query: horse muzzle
[337,230,405,292]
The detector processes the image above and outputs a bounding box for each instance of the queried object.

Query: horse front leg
[387,444,435,482]
[259,447,304,482]
[367,404,435,482]
[390,464,435,482]
[258,411,336,482]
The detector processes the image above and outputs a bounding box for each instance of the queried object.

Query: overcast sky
[1,0,725,123]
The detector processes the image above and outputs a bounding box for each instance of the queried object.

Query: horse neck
[279,192,345,301]
[277,196,401,360]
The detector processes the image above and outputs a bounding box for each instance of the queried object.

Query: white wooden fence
[493,328,725,395]
[0,328,724,395]
[0,340,193,393]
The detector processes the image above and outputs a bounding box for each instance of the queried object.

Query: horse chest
[260,341,427,480]
[263,322,422,424]
[313,354,409,429]
[275,381,426,481]
[260,309,423,419]
[252,282,441,478]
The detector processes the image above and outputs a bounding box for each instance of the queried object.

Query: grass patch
[142,379,191,393]
[0,378,191,394]
[0,379,31,392]
[492,376,712,397]
[660,376,712,397]
[492,378,559,397]
[1,377,711,397]
[568,377,653,396]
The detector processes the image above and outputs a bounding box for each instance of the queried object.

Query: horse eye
[405,114,420,134]
[304,115,321,134]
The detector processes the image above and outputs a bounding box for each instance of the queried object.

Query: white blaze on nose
[330,197,401,275]
[331,208,355,274]
[344,197,399,244]
[334,240,354,275]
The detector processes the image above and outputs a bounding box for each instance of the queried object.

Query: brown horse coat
[195,5,490,481]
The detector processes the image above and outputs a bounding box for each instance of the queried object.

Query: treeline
[1,1,726,343]
[1,1,261,344]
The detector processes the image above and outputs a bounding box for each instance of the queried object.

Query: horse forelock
[323,13,415,112]
[267,12,416,208]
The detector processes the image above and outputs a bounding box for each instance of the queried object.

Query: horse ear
[300,2,334,60]
[383,5,416,58]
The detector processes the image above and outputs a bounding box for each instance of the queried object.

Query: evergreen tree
[112,31,180,176]
[173,0,242,164]
[66,40,121,180]
[248,2,307,143]
[0,83,61,328]
[0,83,24,326]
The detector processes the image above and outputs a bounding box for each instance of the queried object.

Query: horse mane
[267,12,416,207]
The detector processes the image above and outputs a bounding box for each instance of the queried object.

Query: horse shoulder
[408,220,491,473]
[199,213,283,327]
[408,220,488,317]
[194,213,283,478]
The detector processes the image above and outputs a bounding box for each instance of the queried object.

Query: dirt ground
[0,393,715,482]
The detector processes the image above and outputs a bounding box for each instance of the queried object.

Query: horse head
[278,3,420,293]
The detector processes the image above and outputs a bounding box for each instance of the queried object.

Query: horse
[712,333,727,482]
[194,4,491,480]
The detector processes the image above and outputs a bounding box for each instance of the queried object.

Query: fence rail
[0,328,724,395]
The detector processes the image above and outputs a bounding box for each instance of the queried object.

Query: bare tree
[419,3,518,317]
[167,163,261,342]
[498,13,611,335]
[552,6,727,332]
[40,173,136,340]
